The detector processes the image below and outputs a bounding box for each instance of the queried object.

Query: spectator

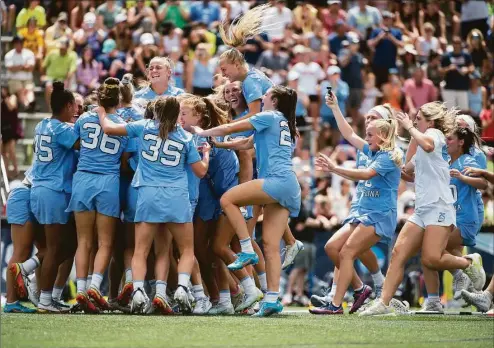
[4,35,36,111]
[160,21,182,55]
[423,50,442,89]
[467,30,489,69]
[398,44,419,80]
[328,178,352,222]
[70,0,95,32]
[128,0,157,31]
[1,87,22,179]
[287,70,309,128]
[415,22,440,64]
[96,0,122,31]
[418,0,447,48]
[76,45,101,96]
[468,70,487,118]
[480,95,494,146]
[263,0,293,41]
[2,0,18,35]
[394,0,418,41]
[185,23,216,60]
[18,16,44,69]
[132,33,159,81]
[15,0,45,29]
[293,0,318,34]
[338,37,364,124]
[367,10,404,88]
[110,13,132,52]
[240,32,269,68]
[256,38,290,86]
[347,0,382,40]
[319,0,346,35]
[44,11,72,56]
[46,0,68,26]
[304,19,327,53]
[382,68,403,111]
[73,12,106,57]
[189,0,221,27]
[169,47,185,89]
[359,72,381,116]
[220,0,249,22]
[440,36,475,111]
[404,66,437,117]
[289,47,325,123]
[459,0,489,41]
[186,43,215,96]
[319,65,349,129]
[97,38,128,81]
[132,17,161,47]
[42,38,77,110]
[328,19,349,56]
[157,0,189,29]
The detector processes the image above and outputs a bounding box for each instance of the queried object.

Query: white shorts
[408,200,456,229]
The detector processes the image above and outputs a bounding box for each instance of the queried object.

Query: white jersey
[413,128,455,208]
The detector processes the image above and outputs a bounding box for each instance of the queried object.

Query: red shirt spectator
[320,1,347,34]
[480,102,494,144]
[404,67,436,116]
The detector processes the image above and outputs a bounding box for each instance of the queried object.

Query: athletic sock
[371,270,385,287]
[86,275,92,291]
[240,276,256,296]
[257,272,267,292]
[52,286,64,302]
[90,273,103,291]
[239,237,254,254]
[133,280,145,291]
[428,293,440,303]
[21,256,40,274]
[264,291,279,303]
[125,268,133,283]
[76,278,86,294]
[192,284,206,300]
[40,290,52,306]
[155,281,167,298]
[219,290,231,303]
[178,273,190,288]
[149,279,156,296]
[327,283,337,300]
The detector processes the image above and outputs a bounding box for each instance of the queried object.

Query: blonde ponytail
[373,118,403,167]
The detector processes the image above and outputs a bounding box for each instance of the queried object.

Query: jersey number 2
[279,121,291,147]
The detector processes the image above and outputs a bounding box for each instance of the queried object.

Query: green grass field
[2,310,493,348]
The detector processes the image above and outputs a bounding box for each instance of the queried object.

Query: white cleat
[174,286,192,313]
[26,274,39,306]
[389,298,410,315]
[231,288,245,310]
[193,297,212,315]
[418,299,443,313]
[208,301,235,315]
[130,288,150,314]
[452,270,474,300]
[461,290,493,312]
[234,291,259,312]
[358,299,409,316]
[37,300,71,314]
[463,253,486,291]
[282,240,304,270]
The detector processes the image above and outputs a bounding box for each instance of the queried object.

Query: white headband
[369,105,390,120]
[457,114,476,132]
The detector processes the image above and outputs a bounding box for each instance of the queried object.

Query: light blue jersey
[31,118,78,192]
[358,144,401,212]
[74,112,129,175]
[350,149,370,211]
[249,111,294,178]
[134,84,184,100]
[117,106,144,123]
[450,154,480,226]
[186,134,208,202]
[208,136,240,197]
[470,145,487,226]
[126,120,201,188]
[226,110,254,141]
[242,68,273,104]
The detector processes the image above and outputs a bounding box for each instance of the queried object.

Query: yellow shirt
[125,1,153,9]
[187,31,216,60]
[16,6,46,28]
[293,5,318,33]
[18,28,44,55]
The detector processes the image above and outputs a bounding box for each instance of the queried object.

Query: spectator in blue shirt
[328,19,349,56]
[319,65,349,128]
[367,11,404,88]
[190,0,221,27]
[97,38,128,81]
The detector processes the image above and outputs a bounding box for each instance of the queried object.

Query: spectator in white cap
[73,12,105,57]
[319,65,349,135]
[131,32,159,82]
[132,16,160,47]
[70,1,95,32]
[44,11,73,56]
[96,0,122,31]
[468,70,487,118]
[110,13,132,52]
[320,0,347,35]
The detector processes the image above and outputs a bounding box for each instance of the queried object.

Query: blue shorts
[196,179,221,222]
[343,207,397,244]
[135,186,192,223]
[123,184,138,223]
[31,186,71,224]
[190,199,198,216]
[458,221,480,247]
[262,173,301,218]
[66,171,120,218]
[6,185,35,225]
[476,197,484,232]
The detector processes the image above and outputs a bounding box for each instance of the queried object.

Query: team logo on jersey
[438,212,445,223]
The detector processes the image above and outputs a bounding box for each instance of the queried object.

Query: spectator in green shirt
[157,1,189,29]
[15,0,46,29]
[42,39,77,111]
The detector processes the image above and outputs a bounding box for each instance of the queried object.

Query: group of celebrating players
[4,5,493,317]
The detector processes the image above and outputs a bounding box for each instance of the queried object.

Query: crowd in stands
[1,0,494,304]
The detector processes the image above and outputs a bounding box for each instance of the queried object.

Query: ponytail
[203,97,228,128]
[98,77,121,110]
[51,80,75,116]
[455,127,479,155]
[373,118,403,167]
[120,73,134,104]
[270,85,298,142]
[152,96,180,140]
